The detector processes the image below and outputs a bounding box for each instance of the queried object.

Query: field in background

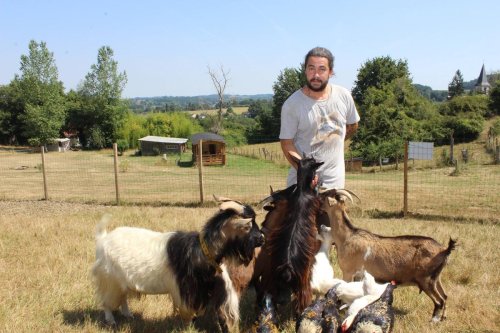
[1,134,498,222]
[185,106,248,116]
[0,200,498,333]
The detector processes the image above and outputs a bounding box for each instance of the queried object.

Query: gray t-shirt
[279,84,360,189]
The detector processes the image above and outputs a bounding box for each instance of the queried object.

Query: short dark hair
[304,47,334,70]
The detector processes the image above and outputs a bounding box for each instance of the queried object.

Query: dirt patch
[0,200,110,217]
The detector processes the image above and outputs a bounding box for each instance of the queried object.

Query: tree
[489,80,500,116]
[75,46,127,148]
[351,56,442,159]
[255,67,304,140]
[14,40,66,146]
[352,56,410,107]
[207,65,229,134]
[448,69,464,99]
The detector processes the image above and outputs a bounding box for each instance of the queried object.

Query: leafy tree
[0,84,23,144]
[352,56,410,107]
[76,46,127,148]
[116,111,147,149]
[489,80,500,116]
[439,94,489,117]
[351,56,444,159]
[255,67,303,140]
[448,69,464,99]
[11,40,66,145]
[442,113,484,143]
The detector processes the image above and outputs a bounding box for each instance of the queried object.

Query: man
[279,46,360,189]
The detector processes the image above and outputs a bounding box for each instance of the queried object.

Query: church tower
[475,64,490,94]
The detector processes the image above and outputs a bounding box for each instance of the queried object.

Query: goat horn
[258,195,274,207]
[219,200,244,214]
[213,194,233,202]
[336,189,354,203]
[233,217,253,225]
[342,189,361,203]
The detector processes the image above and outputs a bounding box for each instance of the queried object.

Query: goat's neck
[327,208,354,245]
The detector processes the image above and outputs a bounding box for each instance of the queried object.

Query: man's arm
[280,139,300,170]
[345,122,359,140]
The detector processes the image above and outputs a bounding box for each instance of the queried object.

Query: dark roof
[190,132,225,145]
[475,64,490,87]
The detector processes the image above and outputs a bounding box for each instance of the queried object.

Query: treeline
[1,40,499,164]
[129,94,272,113]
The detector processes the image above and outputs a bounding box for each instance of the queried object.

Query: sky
[1,0,499,98]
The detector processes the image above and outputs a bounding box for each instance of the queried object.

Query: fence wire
[1,145,498,223]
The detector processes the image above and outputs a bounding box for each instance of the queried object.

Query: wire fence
[1,142,498,223]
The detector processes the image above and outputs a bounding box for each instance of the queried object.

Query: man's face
[305,56,333,92]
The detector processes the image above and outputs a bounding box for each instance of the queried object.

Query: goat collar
[199,232,222,274]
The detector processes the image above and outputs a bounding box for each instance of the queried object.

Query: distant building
[138,136,188,155]
[46,138,71,152]
[475,64,491,94]
[190,132,226,166]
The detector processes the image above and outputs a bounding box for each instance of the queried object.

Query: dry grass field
[0,199,499,333]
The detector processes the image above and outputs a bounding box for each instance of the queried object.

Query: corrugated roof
[138,136,188,144]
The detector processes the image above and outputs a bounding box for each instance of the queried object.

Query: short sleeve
[345,93,360,125]
[279,98,298,140]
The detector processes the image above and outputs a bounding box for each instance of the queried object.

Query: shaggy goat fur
[92,199,264,332]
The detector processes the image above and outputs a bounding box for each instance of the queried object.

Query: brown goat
[252,185,295,305]
[321,189,456,322]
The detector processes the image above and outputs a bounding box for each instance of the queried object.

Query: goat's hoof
[431,316,441,323]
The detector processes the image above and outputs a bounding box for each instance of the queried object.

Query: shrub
[116,139,129,156]
[443,114,484,143]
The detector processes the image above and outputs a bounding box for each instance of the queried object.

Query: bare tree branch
[207,65,230,134]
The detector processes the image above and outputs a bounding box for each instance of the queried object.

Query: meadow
[1,118,499,332]
[0,199,498,333]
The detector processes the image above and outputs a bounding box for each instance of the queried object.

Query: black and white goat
[91,197,264,332]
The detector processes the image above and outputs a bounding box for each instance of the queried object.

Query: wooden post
[113,143,120,205]
[40,145,48,200]
[449,131,454,165]
[198,140,204,204]
[403,141,408,217]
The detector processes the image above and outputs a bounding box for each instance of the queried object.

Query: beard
[306,78,329,92]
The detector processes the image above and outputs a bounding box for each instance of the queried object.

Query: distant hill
[128,94,273,112]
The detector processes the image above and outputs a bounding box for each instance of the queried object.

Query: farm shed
[138,136,188,156]
[345,157,363,172]
[46,138,70,152]
[190,132,226,166]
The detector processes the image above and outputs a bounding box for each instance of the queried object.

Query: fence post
[113,143,120,205]
[403,141,408,217]
[198,140,204,204]
[449,131,454,165]
[40,145,48,200]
